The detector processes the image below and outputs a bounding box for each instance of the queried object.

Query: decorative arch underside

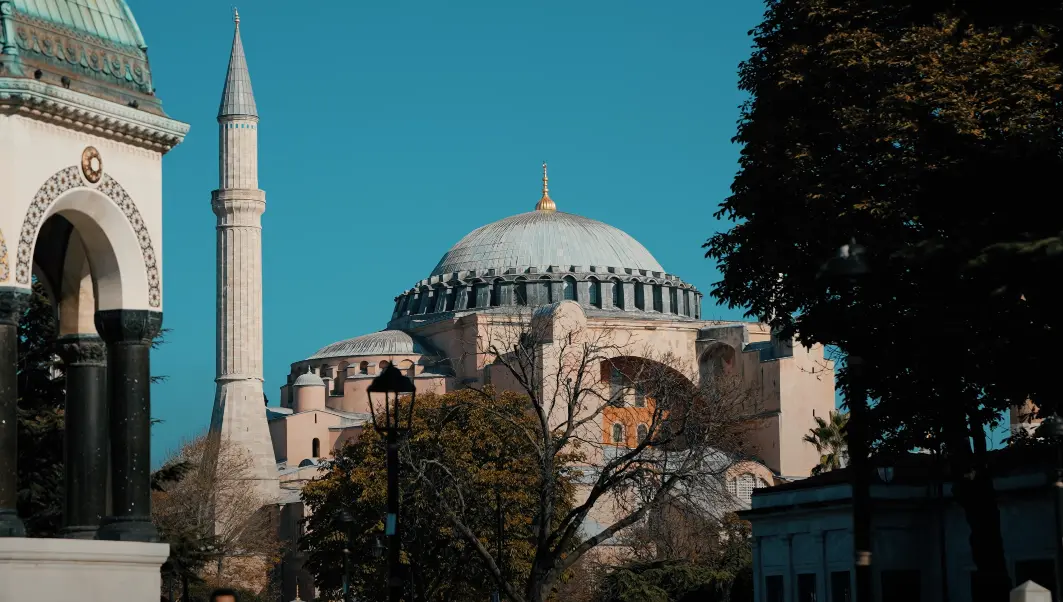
[14,166,160,307]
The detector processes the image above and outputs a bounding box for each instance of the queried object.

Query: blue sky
[135,0,1006,463]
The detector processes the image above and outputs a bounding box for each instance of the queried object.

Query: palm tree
[803,411,849,476]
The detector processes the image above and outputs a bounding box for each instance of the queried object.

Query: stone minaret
[209,10,278,499]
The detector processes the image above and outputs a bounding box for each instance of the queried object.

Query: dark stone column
[0,287,30,537]
[94,309,161,542]
[56,334,108,539]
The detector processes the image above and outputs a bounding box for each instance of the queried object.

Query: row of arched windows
[611,423,650,445]
[397,278,697,317]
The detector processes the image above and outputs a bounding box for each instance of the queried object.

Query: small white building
[741,449,1057,602]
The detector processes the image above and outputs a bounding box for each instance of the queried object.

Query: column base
[0,508,25,538]
[95,516,158,543]
[61,525,100,540]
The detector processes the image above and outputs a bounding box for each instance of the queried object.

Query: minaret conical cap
[218,9,258,119]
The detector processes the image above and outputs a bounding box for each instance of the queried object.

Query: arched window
[418,288,431,314]
[727,473,764,505]
[589,280,601,308]
[359,361,369,375]
[563,277,577,301]
[379,360,390,370]
[669,287,679,314]
[611,423,624,445]
[471,282,486,308]
[490,280,502,307]
[611,279,623,309]
[634,284,645,310]
[515,279,528,306]
[311,438,321,458]
[445,287,457,311]
[652,285,663,312]
[637,424,648,444]
[543,278,554,304]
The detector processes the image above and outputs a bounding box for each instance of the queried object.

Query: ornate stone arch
[14,166,160,307]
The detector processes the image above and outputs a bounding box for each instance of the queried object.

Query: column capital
[55,334,107,367]
[94,310,162,345]
[0,287,31,326]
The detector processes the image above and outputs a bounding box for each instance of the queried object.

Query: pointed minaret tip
[535,161,557,212]
[218,8,258,120]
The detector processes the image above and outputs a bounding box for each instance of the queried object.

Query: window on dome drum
[311,438,320,459]
[515,280,528,306]
[611,280,623,308]
[490,281,502,307]
[563,277,577,301]
[669,288,679,314]
[445,288,457,312]
[611,423,624,445]
[652,285,663,312]
[634,284,645,310]
[472,283,486,308]
[359,361,369,375]
[543,278,554,303]
[589,280,602,308]
[637,424,648,444]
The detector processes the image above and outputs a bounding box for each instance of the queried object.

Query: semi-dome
[431,210,665,277]
[308,330,434,361]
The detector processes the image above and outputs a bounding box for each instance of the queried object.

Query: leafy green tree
[300,388,576,602]
[704,2,1063,599]
[802,411,849,476]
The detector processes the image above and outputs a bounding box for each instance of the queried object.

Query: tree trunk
[944,411,1010,602]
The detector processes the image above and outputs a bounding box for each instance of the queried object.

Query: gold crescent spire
[535,161,557,212]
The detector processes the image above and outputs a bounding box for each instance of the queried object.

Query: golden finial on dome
[535,161,557,213]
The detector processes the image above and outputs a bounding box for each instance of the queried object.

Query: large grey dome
[308,330,434,361]
[431,211,665,277]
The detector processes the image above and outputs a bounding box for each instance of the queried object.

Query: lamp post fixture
[367,363,417,602]
[335,508,355,602]
[1037,414,1063,596]
[821,238,873,602]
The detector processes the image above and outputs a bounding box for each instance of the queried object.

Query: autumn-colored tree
[411,308,756,602]
[704,2,1063,599]
[802,411,849,476]
[300,388,575,602]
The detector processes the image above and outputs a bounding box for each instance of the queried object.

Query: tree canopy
[704,2,1063,599]
[300,388,575,602]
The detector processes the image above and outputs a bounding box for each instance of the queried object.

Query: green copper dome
[11,0,147,50]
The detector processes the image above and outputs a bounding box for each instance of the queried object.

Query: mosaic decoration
[0,228,8,282]
[15,166,161,308]
[81,146,102,183]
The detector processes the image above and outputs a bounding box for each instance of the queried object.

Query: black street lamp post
[1038,414,1063,597]
[335,509,355,602]
[822,239,873,602]
[367,364,417,602]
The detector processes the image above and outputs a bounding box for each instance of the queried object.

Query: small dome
[430,211,665,277]
[293,369,324,387]
[308,330,433,361]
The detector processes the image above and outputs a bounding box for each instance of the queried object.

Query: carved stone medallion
[81,146,102,183]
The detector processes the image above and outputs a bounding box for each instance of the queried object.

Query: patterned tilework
[15,165,161,307]
[431,211,666,277]
[0,228,8,282]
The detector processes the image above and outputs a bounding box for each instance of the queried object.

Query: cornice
[0,78,188,153]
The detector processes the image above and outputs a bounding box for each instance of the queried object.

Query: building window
[881,570,920,602]
[611,280,623,309]
[543,279,554,303]
[471,283,486,308]
[634,284,645,310]
[311,438,320,458]
[445,288,457,311]
[669,288,679,314]
[611,423,624,445]
[797,573,817,602]
[359,361,369,374]
[830,571,851,602]
[636,424,648,444]
[765,575,784,602]
[515,280,528,306]
[1015,559,1055,595]
[652,285,663,312]
[728,473,763,505]
[563,277,577,301]
[491,280,502,307]
[589,280,601,308]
